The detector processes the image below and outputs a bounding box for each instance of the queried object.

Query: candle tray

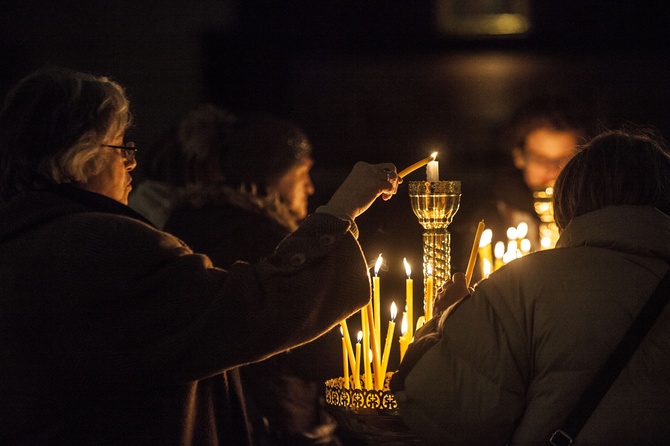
[324,375,424,445]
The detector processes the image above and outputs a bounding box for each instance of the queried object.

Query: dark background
[3,0,670,331]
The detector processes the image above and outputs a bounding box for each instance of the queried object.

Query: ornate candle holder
[408,180,461,304]
[324,375,422,445]
[532,185,559,249]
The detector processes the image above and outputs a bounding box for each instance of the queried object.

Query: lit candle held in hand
[465,220,485,286]
[398,152,438,178]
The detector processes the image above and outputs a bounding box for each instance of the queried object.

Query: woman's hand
[320,162,401,221]
[434,272,472,314]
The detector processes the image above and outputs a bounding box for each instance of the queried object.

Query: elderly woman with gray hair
[0,67,401,445]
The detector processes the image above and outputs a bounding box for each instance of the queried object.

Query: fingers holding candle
[434,272,471,313]
[321,162,401,222]
[380,165,401,201]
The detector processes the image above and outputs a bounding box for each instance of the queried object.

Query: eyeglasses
[102,142,137,163]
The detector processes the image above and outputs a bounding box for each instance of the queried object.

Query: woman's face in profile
[75,134,137,204]
[270,157,314,221]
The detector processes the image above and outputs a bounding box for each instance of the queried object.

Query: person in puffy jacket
[394,128,670,445]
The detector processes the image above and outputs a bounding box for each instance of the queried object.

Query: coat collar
[557,205,670,262]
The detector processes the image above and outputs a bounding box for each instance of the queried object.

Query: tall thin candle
[399,311,409,362]
[465,220,485,286]
[398,152,438,178]
[380,302,397,380]
[403,258,413,342]
[361,306,372,390]
[354,331,362,390]
[373,254,383,353]
[339,320,355,368]
[425,263,434,321]
[341,327,350,389]
[365,301,382,390]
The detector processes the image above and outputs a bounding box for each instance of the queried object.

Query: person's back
[396,129,670,445]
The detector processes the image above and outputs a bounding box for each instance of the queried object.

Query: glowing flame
[494,241,505,259]
[374,253,383,276]
[480,229,492,247]
[516,222,529,239]
[403,258,411,278]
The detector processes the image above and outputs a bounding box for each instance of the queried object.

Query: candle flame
[480,228,492,247]
[483,258,491,277]
[507,226,518,240]
[430,151,438,161]
[403,258,411,277]
[340,326,344,337]
[494,241,505,259]
[426,263,432,277]
[516,222,529,239]
[357,331,363,343]
[390,301,397,321]
[374,253,383,276]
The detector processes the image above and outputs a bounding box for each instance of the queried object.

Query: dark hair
[554,128,670,231]
[138,104,237,187]
[0,67,131,200]
[222,114,312,193]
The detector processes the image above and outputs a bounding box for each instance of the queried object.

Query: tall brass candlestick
[409,180,461,300]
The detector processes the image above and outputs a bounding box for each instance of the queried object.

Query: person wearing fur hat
[165,114,349,445]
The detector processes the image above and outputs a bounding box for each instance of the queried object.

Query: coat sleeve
[64,212,371,385]
[396,280,529,445]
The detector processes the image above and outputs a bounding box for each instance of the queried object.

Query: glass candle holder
[408,180,461,303]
